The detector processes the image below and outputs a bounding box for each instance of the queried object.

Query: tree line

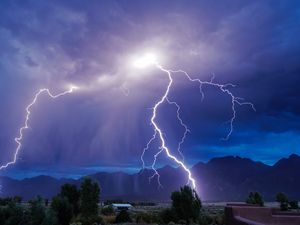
[246,191,299,210]
[1,177,298,225]
[0,181,225,225]
[0,177,101,225]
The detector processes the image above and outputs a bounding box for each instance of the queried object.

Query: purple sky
[0,0,300,178]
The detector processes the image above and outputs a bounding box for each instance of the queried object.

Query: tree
[171,185,202,224]
[276,192,289,211]
[51,196,73,225]
[1,202,27,225]
[0,196,22,206]
[42,208,58,225]
[28,196,46,225]
[12,196,22,203]
[159,208,177,223]
[80,177,100,218]
[60,183,80,215]
[246,192,264,206]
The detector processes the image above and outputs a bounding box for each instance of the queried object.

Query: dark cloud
[0,0,300,177]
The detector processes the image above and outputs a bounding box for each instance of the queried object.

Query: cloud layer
[0,0,300,177]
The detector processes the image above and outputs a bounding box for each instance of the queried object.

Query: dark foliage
[0,202,26,225]
[76,215,104,225]
[115,210,132,223]
[198,213,213,225]
[276,192,289,211]
[0,196,22,206]
[136,212,159,223]
[171,185,202,224]
[80,177,100,218]
[101,205,115,215]
[0,179,103,225]
[246,192,264,206]
[159,208,177,223]
[51,196,73,225]
[42,209,58,225]
[0,197,59,225]
[289,200,299,209]
[28,196,47,225]
[60,183,80,215]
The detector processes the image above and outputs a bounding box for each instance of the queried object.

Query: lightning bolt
[0,86,78,170]
[166,97,190,161]
[141,63,255,190]
[0,52,255,194]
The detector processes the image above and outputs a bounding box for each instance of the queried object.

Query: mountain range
[1,154,299,202]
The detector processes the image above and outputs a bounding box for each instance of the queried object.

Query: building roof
[112,203,133,207]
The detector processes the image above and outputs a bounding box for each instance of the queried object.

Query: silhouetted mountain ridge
[1,154,299,201]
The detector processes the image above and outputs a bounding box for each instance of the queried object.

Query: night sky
[0,0,300,179]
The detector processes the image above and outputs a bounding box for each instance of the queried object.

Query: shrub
[103,215,116,224]
[198,213,213,225]
[159,208,177,223]
[1,202,26,225]
[246,192,264,206]
[76,215,104,225]
[276,192,289,211]
[101,205,115,215]
[136,212,157,223]
[0,196,22,206]
[115,210,132,223]
[214,212,225,225]
[42,208,59,225]
[28,196,47,225]
[289,200,299,209]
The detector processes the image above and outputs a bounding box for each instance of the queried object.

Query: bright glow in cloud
[133,53,158,68]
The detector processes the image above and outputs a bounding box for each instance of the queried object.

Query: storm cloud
[0,0,300,178]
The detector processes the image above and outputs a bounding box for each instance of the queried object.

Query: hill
[1,154,299,201]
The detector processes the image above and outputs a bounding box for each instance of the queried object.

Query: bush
[101,205,115,215]
[115,210,132,223]
[289,200,299,209]
[246,192,264,206]
[159,208,177,223]
[136,212,158,223]
[1,202,26,225]
[76,215,104,225]
[103,215,116,224]
[214,212,225,225]
[0,196,22,206]
[198,213,213,225]
[28,196,47,225]
[42,208,58,225]
[276,192,289,211]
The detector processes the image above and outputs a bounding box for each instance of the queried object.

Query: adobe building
[225,203,300,225]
